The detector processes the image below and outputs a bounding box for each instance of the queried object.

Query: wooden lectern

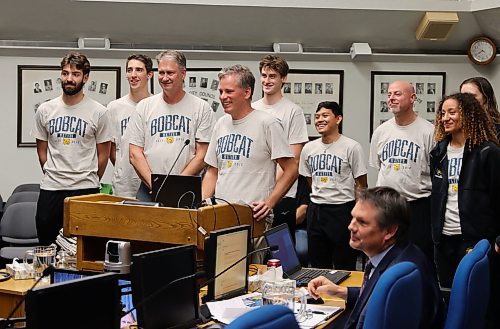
[63,194,265,271]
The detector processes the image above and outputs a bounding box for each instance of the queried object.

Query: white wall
[1,53,499,198]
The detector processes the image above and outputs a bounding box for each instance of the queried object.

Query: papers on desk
[297,304,343,328]
[206,292,261,324]
[206,292,342,328]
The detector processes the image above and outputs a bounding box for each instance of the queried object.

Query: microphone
[154,139,191,201]
[122,270,206,318]
[199,245,279,290]
[0,265,55,329]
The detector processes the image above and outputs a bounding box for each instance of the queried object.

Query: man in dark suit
[308,187,444,329]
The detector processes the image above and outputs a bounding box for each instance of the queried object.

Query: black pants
[36,188,99,245]
[307,201,357,270]
[408,196,434,262]
[435,235,500,328]
[271,197,296,243]
[434,234,474,288]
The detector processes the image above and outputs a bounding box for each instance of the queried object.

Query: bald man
[369,80,435,260]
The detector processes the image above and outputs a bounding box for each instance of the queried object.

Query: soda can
[267,259,281,270]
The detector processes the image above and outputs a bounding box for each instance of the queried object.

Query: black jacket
[430,138,500,244]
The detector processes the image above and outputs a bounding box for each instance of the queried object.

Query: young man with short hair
[252,55,308,237]
[299,101,367,270]
[33,51,111,245]
[108,54,153,197]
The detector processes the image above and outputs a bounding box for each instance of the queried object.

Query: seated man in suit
[308,186,444,329]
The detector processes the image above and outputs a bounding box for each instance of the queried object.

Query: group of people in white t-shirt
[34,50,499,328]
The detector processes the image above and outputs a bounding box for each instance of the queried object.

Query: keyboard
[295,269,350,286]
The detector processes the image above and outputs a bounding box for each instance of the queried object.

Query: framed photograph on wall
[282,69,344,138]
[370,71,446,138]
[17,65,121,147]
[150,68,223,119]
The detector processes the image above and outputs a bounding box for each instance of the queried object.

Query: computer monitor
[204,225,251,301]
[131,244,199,329]
[25,272,121,329]
[50,268,96,284]
[50,268,136,327]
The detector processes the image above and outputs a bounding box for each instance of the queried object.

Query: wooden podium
[63,194,265,271]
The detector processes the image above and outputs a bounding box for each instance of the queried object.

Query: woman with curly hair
[460,76,500,138]
[430,92,500,328]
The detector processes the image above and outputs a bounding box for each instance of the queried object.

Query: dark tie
[360,261,374,295]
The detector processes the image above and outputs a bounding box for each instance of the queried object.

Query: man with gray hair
[202,64,298,223]
[126,50,215,200]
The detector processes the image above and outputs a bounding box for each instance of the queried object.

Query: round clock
[467,36,497,65]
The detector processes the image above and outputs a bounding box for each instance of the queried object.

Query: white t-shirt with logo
[369,116,434,201]
[204,110,293,205]
[443,144,464,235]
[252,97,308,198]
[126,92,215,175]
[33,95,111,190]
[108,95,145,197]
[299,135,367,204]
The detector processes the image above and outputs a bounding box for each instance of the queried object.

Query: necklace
[322,140,335,153]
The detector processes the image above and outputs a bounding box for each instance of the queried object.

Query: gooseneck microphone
[199,245,279,290]
[0,265,55,329]
[154,139,191,201]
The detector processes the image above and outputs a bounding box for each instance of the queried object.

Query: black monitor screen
[131,244,199,329]
[50,269,136,328]
[204,225,250,301]
[26,272,121,329]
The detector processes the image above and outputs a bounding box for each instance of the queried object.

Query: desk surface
[0,271,37,318]
[323,271,363,308]
[0,268,363,326]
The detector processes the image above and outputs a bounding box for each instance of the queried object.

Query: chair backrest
[5,191,39,209]
[226,305,300,329]
[12,183,40,194]
[363,261,423,329]
[0,202,38,242]
[444,239,491,329]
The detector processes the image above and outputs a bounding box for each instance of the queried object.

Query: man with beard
[33,51,111,244]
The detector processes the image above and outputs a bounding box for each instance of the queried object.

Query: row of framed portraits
[17,65,445,146]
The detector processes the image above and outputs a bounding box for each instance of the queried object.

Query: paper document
[296,304,343,328]
[205,292,341,327]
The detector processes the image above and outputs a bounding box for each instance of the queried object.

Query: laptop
[151,174,201,209]
[264,223,350,286]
